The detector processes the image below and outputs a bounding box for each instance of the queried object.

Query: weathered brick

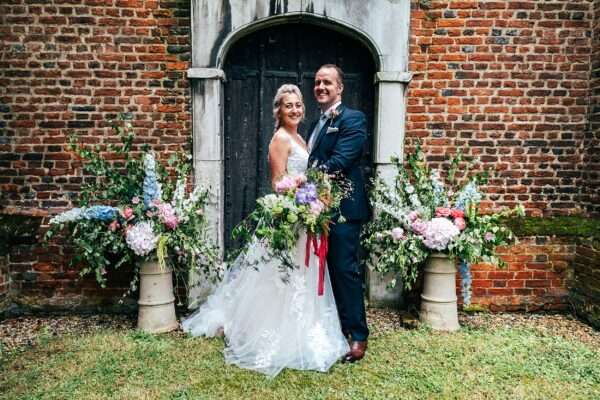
[0,0,597,312]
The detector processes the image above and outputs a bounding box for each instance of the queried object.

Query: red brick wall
[408,0,596,311]
[583,0,600,216]
[0,1,597,311]
[0,0,191,309]
[571,239,600,328]
[408,0,593,217]
[461,237,573,311]
[0,0,191,214]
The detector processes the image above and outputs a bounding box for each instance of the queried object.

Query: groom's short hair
[318,64,344,87]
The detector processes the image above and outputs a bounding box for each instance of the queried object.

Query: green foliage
[44,115,220,300]
[68,116,146,206]
[364,143,522,290]
[69,219,134,287]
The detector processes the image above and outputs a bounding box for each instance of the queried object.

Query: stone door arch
[189,1,412,305]
[222,22,376,250]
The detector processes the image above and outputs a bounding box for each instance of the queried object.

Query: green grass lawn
[1,320,599,400]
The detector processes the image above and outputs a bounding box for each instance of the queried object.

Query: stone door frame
[188,1,412,305]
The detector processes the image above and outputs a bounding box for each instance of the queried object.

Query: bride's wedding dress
[182,137,349,378]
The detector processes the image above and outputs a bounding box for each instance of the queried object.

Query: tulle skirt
[181,233,350,378]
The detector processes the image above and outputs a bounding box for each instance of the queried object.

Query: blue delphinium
[143,152,162,209]
[459,260,472,306]
[454,181,481,210]
[49,208,85,224]
[430,169,448,208]
[82,206,118,221]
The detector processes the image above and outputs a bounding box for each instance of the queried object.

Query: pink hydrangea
[454,217,466,231]
[410,219,428,235]
[126,221,158,256]
[275,176,298,193]
[435,207,452,218]
[422,217,460,251]
[157,202,179,230]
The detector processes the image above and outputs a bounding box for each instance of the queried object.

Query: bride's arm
[268,132,290,189]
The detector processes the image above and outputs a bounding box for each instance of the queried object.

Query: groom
[307,64,369,363]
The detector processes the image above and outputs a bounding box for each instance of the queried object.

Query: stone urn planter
[137,260,179,333]
[419,252,460,331]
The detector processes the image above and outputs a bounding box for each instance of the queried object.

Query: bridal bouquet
[363,143,524,303]
[233,169,350,278]
[45,118,220,297]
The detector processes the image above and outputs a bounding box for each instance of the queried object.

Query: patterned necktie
[308,113,328,152]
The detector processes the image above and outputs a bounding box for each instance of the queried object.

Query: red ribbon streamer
[305,232,328,296]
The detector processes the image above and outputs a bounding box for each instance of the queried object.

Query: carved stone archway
[189,1,412,306]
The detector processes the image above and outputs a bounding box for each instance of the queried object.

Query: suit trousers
[327,221,369,342]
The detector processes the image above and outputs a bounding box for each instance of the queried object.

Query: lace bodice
[287,137,309,176]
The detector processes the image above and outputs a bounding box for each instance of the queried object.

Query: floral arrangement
[363,143,524,304]
[45,118,220,298]
[233,169,350,276]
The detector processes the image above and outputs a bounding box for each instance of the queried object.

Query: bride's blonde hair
[272,84,304,130]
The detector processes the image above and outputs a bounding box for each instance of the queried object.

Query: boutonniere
[325,108,340,134]
[329,108,340,122]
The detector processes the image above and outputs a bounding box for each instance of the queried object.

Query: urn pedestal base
[137,260,179,334]
[419,252,460,331]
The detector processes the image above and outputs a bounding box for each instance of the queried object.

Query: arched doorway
[222,23,376,250]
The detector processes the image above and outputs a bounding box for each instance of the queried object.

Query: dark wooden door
[223,23,376,250]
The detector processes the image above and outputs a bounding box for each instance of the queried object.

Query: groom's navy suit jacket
[308,104,369,223]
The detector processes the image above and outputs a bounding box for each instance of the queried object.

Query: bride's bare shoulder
[269,129,291,148]
[270,129,291,142]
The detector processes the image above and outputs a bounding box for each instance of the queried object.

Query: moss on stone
[505,216,600,241]
[0,215,42,256]
[462,304,489,314]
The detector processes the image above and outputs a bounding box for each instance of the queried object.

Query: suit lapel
[309,104,345,158]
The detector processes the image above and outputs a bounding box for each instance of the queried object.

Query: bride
[182,84,350,378]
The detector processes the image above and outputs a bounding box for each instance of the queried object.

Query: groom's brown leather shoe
[343,340,367,363]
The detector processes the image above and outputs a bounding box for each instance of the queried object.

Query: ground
[1,310,599,399]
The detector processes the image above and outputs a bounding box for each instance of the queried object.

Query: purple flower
[485,232,495,241]
[295,183,317,205]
